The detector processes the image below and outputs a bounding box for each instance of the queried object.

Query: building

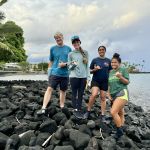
[4,63,21,71]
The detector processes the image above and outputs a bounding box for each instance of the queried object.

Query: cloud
[1,0,150,71]
[113,12,138,29]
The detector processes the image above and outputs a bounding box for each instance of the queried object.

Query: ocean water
[0,73,150,111]
[128,74,150,111]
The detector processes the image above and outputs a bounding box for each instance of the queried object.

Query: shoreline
[0,80,150,149]
[0,71,46,76]
[0,71,150,76]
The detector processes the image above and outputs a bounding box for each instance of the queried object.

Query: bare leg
[100,90,106,115]
[118,108,125,126]
[42,87,53,109]
[59,90,66,108]
[110,98,127,127]
[87,87,99,111]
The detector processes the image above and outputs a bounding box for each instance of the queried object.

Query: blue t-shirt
[90,57,112,83]
[49,45,72,77]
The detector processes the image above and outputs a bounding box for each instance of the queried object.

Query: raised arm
[48,61,53,68]
[90,59,101,74]
[115,68,129,85]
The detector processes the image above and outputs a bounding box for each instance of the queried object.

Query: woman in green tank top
[108,53,130,140]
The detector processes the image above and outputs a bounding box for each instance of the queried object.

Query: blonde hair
[54,32,63,38]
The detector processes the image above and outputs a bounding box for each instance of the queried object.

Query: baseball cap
[71,35,81,43]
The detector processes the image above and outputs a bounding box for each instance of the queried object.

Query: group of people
[37,32,130,139]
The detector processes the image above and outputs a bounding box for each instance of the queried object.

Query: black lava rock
[54,145,74,150]
[69,129,90,149]
[39,119,58,134]
[0,81,150,150]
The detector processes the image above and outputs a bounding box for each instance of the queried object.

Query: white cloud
[1,0,150,71]
[113,12,138,29]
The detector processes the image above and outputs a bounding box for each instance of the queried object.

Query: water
[0,74,48,81]
[128,74,150,111]
[0,73,150,111]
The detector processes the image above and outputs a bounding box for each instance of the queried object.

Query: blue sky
[1,0,150,71]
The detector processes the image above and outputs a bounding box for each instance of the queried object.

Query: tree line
[0,0,27,63]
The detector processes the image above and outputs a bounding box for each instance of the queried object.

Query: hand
[93,65,101,71]
[72,61,77,65]
[115,71,122,78]
[59,62,67,68]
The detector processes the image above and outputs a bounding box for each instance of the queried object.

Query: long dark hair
[79,47,88,64]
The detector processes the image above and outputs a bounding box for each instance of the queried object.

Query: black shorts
[91,80,108,91]
[48,75,69,91]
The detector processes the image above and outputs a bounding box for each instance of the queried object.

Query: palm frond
[0,41,13,54]
[0,0,8,6]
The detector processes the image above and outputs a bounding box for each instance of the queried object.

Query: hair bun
[113,53,120,58]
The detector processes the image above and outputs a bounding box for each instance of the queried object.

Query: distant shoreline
[0,71,150,75]
[0,71,150,76]
[0,71,46,76]
[130,72,150,74]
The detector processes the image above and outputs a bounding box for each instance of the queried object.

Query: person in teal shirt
[108,53,130,140]
[37,32,71,115]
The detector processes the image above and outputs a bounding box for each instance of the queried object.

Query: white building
[4,63,21,71]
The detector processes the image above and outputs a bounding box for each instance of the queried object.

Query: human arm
[115,68,129,84]
[90,59,101,74]
[59,47,72,68]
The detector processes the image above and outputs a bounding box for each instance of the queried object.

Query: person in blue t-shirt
[37,32,72,115]
[83,46,112,121]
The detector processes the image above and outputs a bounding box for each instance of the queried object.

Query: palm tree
[0,0,8,52]
[0,0,8,20]
[0,0,8,6]
[0,12,5,21]
[0,41,13,54]
[0,41,13,51]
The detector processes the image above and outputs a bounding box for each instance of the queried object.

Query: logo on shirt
[104,62,109,67]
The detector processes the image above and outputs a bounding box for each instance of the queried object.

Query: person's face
[111,58,120,70]
[72,40,81,50]
[54,35,63,46]
[98,47,106,57]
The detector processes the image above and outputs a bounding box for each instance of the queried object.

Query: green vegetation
[0,21,27,62]
[0,0,7,22]
[38,62,48,71]
[0,0,8,6]
[122,60,145,73]
[0,12,5,21]
[19,61,30,72]
[0,0,27,63]
[0,61,5,70]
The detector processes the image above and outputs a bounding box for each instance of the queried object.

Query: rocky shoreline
[0,81,150,150]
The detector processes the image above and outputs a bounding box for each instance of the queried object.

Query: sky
[1,0,150,71]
